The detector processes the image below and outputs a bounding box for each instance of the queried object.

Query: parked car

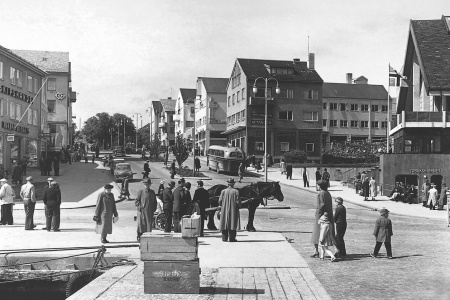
[110,158,125,175]
[114,163,133,182]
[113,146,126,157]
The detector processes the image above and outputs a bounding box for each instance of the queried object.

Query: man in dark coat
[170,160,176,179]
[135,178,157,241]
[95,146,100,158]
[219,178,241,242]
[172,178,186,233]
[45,156,53,176]
[315,167,322,191]
[322,168,330,188]
[334,197,347,258]
[162,181,175,233]
[12,161,23,186]
[193,180,209,237]
[20,156,28,176]
[43,181,61,231]
[370,208,393,259]
[194,157,201,172]
[183,182,192,215]
[143,160,150,179]
[53,156,60,176]
[286,164,293,180]
[40,155,46,175]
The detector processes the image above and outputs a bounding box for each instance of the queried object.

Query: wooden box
[144,259,200,294]
[140,232,198,261]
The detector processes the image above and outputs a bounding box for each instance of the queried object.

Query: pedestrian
[119,174,131,200]
[0,178,15,225]
[194,157,201,172]
[302,167,310,187]
[45,156,53,176]
[370,208,394,259]
[238,162,245,183]
[310,180,335,258]
[41,177,54,230]
[143,160,150,179]
[95,146,100,158]
[12,161,23,186]
[286,164,293,180]
[322,168,330,188]
[334,197,347,258]
[20,176,36,230]
[361,171,367,183]
[184,182,192,214]
[164,151,169,167]
[186,185,201,216]
[355,172,362,194]
[315,167,322,191]
[60,148,66,164]
[255,160,262,172]
[318,212,338,262]
[428,183,438,210]
[162,181,175,232]
[193,180,209,237]
[20,156,28,176]
[84,154,88,163]
[280,159,286,174]
[249,154,256,168]
[267,153,273,167]
[43,181,61,232]
[53,156,60,176]
[158,180,165,198]
[437,183,448,210]
[369,177,377,201]
[170,159,176,179]
[94,184,118,243]
[141,146,147,159]
[422,176,429,207]
[362,177,370,201]
[218,178,241,242]
[135,178,157,241]
[172,178,186,233]
[92,154,95,164]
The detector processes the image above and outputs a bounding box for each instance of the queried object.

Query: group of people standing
[355,171,377,201]
[421,176,448,210]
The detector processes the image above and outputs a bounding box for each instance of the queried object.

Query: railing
[404,111,442,122]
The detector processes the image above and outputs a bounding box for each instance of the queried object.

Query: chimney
[346,73,353,84]
[308,53,315,69]
[293,58,301,65]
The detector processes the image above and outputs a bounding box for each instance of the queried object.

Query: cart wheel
[155,213,166,230]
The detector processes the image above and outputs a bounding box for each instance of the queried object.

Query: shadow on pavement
[201,287,265,295]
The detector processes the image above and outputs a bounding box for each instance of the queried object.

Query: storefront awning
[221,126,245,135]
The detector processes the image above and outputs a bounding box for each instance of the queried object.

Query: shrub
[283,150,307,163]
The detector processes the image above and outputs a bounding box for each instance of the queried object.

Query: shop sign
[6,135,14,141]
[1,121,29,134]
[251,113,273,119]
[0,85,33,103]
[251,120,273,125]
[410,168,441,174]
[55,92,66,100]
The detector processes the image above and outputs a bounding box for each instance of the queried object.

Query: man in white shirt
[20,176,36,230]
[0,178,15,225]
[427,183,438,210]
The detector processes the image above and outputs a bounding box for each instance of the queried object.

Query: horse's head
[257,181,284,202]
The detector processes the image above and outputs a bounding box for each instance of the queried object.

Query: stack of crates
[140,231,200,294]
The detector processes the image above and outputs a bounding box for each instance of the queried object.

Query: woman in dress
[94,184,118,243]
[318,212,337,262]
[369,176,377,201]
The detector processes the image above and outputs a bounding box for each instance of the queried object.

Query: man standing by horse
[172,178,186,233]
[193,180,209,237]
[218,178,241,242]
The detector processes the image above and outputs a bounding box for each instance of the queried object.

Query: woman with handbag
[94,184,118,243]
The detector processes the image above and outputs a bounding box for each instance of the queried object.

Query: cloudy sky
[1,0,448,129]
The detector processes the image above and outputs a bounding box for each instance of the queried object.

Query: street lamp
[134,113,142,152]
[252,77,280,183]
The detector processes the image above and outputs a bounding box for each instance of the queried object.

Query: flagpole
[387,64,390,152]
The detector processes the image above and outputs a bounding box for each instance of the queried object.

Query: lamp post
[186,96,200,176]
[252,77,280,183]
[134,113,142,152]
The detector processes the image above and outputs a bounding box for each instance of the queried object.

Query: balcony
[158,122,166,128]
[390,111,449,135]
[248,97,274,106]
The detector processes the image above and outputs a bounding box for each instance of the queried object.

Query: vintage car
[110,158,125,175]
[114,163,133,182]
[113,146,126,157]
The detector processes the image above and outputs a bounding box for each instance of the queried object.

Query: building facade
[12,50,77,152]
[173,88,196,143]
[0,45,47,170]
[224,57,323,163]
[152,98,176,146]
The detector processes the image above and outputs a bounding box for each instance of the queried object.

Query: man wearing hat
[135,178,157,241]
[422,177,430,207]
[143,160,151,179]
[334,197,347,258]
[0,178,15,225]
[94,184,118,243]
[172,178,186,233]
[370,208,393,259]
[41,177,54,230]
[428,183,438,210]
[162,181,175,232]
[193,180,209,237]
[20,176,36,230]
[322,168,330,188]
[157,180,165,198]
[218,178,241,242]
[43,181,62,231]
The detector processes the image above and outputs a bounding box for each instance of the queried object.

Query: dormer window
[271,68,293,75]
[443,15,450,34]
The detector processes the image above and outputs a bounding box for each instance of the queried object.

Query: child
[318,212,337,262]
[370,208,393,259]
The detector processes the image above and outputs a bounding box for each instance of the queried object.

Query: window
[361,104,369,112]
[330,120,338,127]
[340,120,348,127]
[33,110,38,126]
[371,105,378,112]
[330,103,338,110]
[170,127,175,134]
[271,68,293,75]
[10,67,16,85]
[350,104,358,111]
[350,120,359,128]
[48,100,56,113]
[0,99,4,116]
[202,116,206,125]
[227,116,231,126]
[303,111,318,121]
[382,105,388,112]
[232,114,236,124]
[232,94,235,105]
[287,89,293,99]
[323,119,327,126]
[9,101,15,119]
[241,109,245,120]
[236,113,240,123]
[227,96,231,107]
[279,111,293,120]
[49,124,57,133]
[254,87,272,98]
[34,78,38,94]
[381,121,388,129]
[28,76,33,92]
[361,121,369,128]
[241,88,245,101]
[306,143,315,152]
[190,107,195,115]
[303,90,318,100]
[371,121,379,128]
[16,104,21,121]
[281,142,289,152]
[16,70,23,88]
[236,91,240,103]
[28,109,33,124]
[186,121,194,127]
[340,103,346,111]
[323,103,327,109]
[0,61,3,80]
[255,142,264,151]
[48,78,56,91]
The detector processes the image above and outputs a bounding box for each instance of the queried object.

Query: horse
[206,181,284,232]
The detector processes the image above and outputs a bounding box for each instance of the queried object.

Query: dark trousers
[1,204,14,225]
[373,241,392,257]
[200,214,205,236]
[45,205,60,230]
[335,222,347,255]
[163,208,173,232]
[303,177,309,187]
[143,171,149,179]
[23,200,35,230]
[54,168,59,176]
[173,211,181,232]
[286,173,292,180]
[221,230,237,242]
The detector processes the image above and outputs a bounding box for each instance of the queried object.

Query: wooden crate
[140,232,198,261]
[144,259,200,294]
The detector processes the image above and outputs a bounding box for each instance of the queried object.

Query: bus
[207,145,245,174]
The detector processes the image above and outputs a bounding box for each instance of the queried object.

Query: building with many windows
[174,88,196,143]
[12,50,77,152]
[322,74,391,145]
[223,57,323,162]
[0,45,47,170]
[152,98,176,146]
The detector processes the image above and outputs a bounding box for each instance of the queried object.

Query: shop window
[255,141,264,151]
[25,140,38,167]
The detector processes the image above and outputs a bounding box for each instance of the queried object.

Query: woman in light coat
[94,184,118,243]
[280,159,286,174]
[318,212,337,262]
[369,177,377,201]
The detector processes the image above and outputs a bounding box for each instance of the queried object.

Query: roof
[179,88,197,102]
[410,17,450,91]
[236,58,323,82]
[323,83,388,100]
[0,45,47,75]
[10,49,69,73]
[199,77,228,94]
[160,98,176,112]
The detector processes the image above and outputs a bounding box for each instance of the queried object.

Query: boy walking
[370,208,393,259]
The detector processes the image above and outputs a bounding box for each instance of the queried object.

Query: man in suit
[162,181,175,233]
[20,176,36,230]
[172,178,186,233]
[286,164,293,180]
[334,197,347,258]
[193,180,210,237]
[143,160,151,179]
[43,181,61,231]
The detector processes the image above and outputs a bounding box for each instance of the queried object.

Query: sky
[0,0,448,130]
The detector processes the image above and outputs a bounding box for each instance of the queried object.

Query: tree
[148,133,161,159]
[172,132,190,167]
